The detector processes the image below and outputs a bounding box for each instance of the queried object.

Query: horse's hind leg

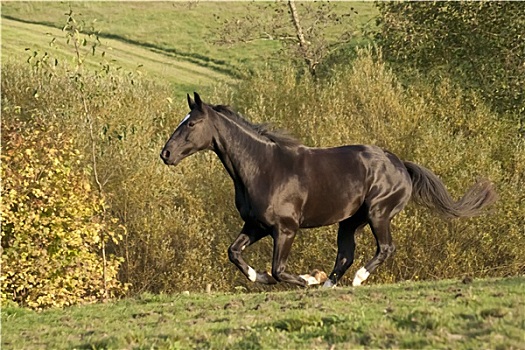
[352,216,395,286]
[352,180,411,286]
[323,207,368,288]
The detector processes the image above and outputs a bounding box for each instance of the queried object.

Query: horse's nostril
[161,149,170,160]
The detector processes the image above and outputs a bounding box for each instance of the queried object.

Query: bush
[1,114,126,309]
[1,60,233,295]
[2,46,523,298]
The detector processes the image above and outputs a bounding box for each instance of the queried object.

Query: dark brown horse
[160,92,497,288]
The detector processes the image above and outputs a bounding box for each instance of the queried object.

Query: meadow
[3,277,524,349]
[1,1,378,95]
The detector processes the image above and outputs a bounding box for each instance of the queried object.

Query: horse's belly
[300,191,365,228]
[298,148,369,227]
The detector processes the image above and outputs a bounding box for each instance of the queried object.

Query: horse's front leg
[270,225,310,287]
[228,223,277,284]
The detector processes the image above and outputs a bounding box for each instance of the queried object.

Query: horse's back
[298,145,411,227]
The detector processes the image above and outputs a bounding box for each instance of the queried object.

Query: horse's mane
[211,104,301,148]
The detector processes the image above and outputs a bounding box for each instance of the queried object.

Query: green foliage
[376,1,525,116]
[0,115,126,309]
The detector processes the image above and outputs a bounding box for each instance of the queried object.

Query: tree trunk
[287,0,316,76]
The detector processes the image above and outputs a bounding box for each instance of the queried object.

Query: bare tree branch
[287,0,316,75]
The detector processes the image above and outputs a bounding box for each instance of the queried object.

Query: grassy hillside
[1,16,232,97]
[3,277,524,349]
[1,1,378,96]
[1,1,283,71]
[2,0,523,321]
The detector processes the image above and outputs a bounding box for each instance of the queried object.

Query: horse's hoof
[323,279,336,288]
[257,271,278,284]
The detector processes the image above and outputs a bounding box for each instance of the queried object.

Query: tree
[376,1,525,117]
[213,0,358,76]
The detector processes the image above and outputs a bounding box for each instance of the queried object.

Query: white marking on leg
[247,266,257,282]
[241,245,246,251]
[176,114,191,129]
[352,267,370,287]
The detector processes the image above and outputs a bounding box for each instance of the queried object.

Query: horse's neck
[212,115,275,184]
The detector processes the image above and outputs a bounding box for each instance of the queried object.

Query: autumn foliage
[1,115,126,309]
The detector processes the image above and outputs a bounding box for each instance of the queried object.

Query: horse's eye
[188,121,196,128]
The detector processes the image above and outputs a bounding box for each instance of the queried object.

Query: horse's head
[160,92,215,166]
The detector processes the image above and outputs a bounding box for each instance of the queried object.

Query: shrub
[1,114,126,309]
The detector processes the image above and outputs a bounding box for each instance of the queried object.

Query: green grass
[1,1,378,96]
[1,16,232,97]
[3,277,524,349]
[1,1,282,71]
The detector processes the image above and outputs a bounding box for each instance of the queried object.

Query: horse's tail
[403,161,498,219]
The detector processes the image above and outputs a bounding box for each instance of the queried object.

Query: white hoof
[352,267,370,287]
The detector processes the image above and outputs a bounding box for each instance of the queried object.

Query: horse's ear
[194,92,204,111]
[187,93,196,110]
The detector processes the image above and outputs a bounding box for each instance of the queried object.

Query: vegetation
[1,116,126,309]
[377,2,525,117]
[3,277,524,349]
[1,1,523,313]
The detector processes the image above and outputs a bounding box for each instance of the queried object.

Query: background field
[1,1,378,96]
[3,277,524,349]
[2,16,231,94]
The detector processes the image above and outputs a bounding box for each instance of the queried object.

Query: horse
[160,92,497,288]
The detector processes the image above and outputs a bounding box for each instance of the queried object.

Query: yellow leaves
[1,116,126,309]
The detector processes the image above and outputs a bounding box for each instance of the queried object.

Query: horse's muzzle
[160,149,174,165]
